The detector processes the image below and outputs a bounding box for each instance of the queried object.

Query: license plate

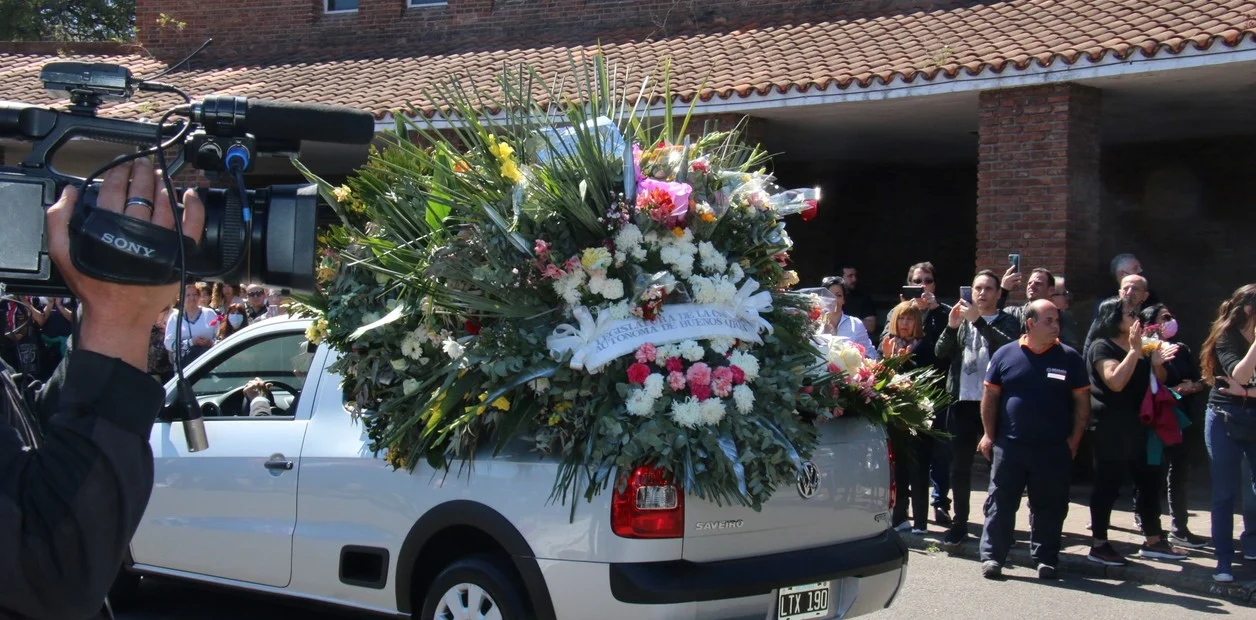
[777,581,831,620]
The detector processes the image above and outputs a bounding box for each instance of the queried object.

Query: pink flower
[638,178,692,225]
[627,363,651,385]
[667,371,687,391]
[691,383,712,401]
[689,160,709,174]
[832,406,845,417]
[562,256,581,272]
[712,377,733,398]
[853,342,866,357]
[635,343,657,364]
[542,264,564,279]
[713,366,733,384]
[665,357,684,373]
[730,366,746,384]
[686,362,712,386]
[534,239,550,258]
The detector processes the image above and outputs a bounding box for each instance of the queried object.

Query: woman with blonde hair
[1200,284,1256,582]
[883,300,935,534]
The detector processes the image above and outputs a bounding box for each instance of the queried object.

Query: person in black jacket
[0,157,206,620]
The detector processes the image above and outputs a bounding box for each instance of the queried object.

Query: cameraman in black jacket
[0,158,205,620]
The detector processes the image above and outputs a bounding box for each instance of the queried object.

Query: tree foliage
[0,0,136,42]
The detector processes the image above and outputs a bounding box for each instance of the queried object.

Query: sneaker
[1243,553,1256,562]
[1139,540,1188,561]
[1037,564,1057,580]
[981,560,1003,580]
[911,527,928,535]
[1169,531,1209,549]
[941,527,968,547]
[1213,572,1234,583]
[893,521,911,532]
[1087,543,1128,567]
[934,507,953,527]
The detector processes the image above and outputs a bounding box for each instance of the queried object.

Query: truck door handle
[264,460,293,471]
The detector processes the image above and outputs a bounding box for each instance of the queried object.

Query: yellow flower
[500,160,523,183]
[580,247,612,271]
[782,270,800,287]
[488,138,515,160]
[305,318,328,345]
[671,227,685,237]
[554,400,573,413]
[332,185,352,203]
[491,396,511,411]
[547,413,562,426]
[700,212,716,223]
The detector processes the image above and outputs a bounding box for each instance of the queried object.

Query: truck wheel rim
[435,583,502,620]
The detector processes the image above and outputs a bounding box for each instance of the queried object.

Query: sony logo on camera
[99,232,157,258]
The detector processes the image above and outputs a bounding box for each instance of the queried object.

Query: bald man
[977,300,1090,580]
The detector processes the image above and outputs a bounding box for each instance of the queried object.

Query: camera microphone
[187,96,376,145]
[176,377,208,452]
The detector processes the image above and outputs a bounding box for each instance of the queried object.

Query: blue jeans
[1205,405,1256,572]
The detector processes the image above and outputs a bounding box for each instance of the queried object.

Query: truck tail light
[612,465,684,539]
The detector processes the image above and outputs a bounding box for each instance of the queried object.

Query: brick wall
[135,0,960,60]
[976,83,1101,305]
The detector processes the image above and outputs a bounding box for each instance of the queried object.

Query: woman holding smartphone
[1200,284,1256,583]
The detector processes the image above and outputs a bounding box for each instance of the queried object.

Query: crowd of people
[1,281,291,387]
[816,254,1256,584]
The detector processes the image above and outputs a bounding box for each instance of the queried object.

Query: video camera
[0,60,376,297]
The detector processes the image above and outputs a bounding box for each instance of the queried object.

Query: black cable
[138,38,213,82]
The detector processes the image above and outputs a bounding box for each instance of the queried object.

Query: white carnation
[690,275,718,304]
[630,246,647,261]
[699,398,727,425]
[626,389,655,417]
[680,340,704,362]
[653,344,675,366]
[659,246,681,266]
[614,223,643,251]
[707,337,735,355]
[672,253,694,278]
[698,241,727,274]
[553,270,587,306]
[669,397,703,428]
[733,384,755,413]
[599,278,624,300]
[441,338,465,360]
[606,301,634,321]
[613,250,627,266]
[729,351,760,382]
[715,277,738,306]
[644,373,665,400]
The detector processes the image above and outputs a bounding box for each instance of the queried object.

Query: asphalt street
[115,549,1247,619]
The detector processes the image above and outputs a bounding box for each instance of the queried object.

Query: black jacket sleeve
[0,350,163,620]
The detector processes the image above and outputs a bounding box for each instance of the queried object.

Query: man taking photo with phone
[1,158,206,619]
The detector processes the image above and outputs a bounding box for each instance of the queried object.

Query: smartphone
[901,285,924,300]
[1008,253,1021,274]
[960,286,973,305]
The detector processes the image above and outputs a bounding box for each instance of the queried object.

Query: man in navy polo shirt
[977,299,1090,580]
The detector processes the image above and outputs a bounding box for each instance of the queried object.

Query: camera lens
[189,184,317,291]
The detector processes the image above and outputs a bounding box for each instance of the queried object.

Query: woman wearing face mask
[215,303,250,342]
[1137,303,1208,549]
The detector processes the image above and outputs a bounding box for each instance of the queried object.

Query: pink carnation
[665,357,684,373]
[730,366,746,385]
[712,378,733,398]
[667,371,687,391]
[627,363,651,385]
[686,362,712,386]
[635,343,657,364]
[691,383,712,401]
[713,366,734,384]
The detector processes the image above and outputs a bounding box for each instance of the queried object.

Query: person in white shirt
[820,276,879,359]
[164,283,219,367]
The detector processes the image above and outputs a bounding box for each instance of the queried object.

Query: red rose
[690,383,712,401]
[665,357,683,373]
[730,366,746,384]
[627,363,651,385]
[464,319,482,335]
[800,199,819,222]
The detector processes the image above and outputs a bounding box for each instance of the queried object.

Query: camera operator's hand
[46,158,205,371]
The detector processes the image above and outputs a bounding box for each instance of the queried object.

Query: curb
[902,533,1256,607]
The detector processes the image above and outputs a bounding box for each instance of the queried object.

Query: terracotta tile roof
[0,0,1253,121]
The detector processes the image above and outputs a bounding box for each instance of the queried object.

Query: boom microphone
[189,96,377,145]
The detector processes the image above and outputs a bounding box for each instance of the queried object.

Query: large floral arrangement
[292,57,946,511]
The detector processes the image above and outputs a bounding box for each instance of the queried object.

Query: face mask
[228,314,245,328]
[1160,318,1179,340]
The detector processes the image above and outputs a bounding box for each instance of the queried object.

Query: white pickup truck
[111,316,908,619]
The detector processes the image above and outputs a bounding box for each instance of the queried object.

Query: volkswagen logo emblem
[796,461,820,499]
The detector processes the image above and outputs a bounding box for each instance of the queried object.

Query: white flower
[728,262,745,284]
[690,275,717,304]
[729,351,760,382]
[698,241,727,274]
[390,359,409,371]
[401,334,423,359]
[715,277,738,305]
[659,246,681,267]
[613,250,627,266]
[643,231,661,247]
[699,398,727,425]
[672,254,694,278]
[630,246,647,261]
[606,301,634,321]
[679,340,704,362]
[402,378,420,395]
[707,337,735,355]
[599,278,624,300]
[552,270,587,306]
[529,378,550,394]
[626,389,655,417]
[644,373,665,400]
[733,385,755,413]
[441,338,465,360]
[669,397,703,428]
[826,339,864,376]
[921,398,935,414]
[653,344,675,366]
[614,223,643,252]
